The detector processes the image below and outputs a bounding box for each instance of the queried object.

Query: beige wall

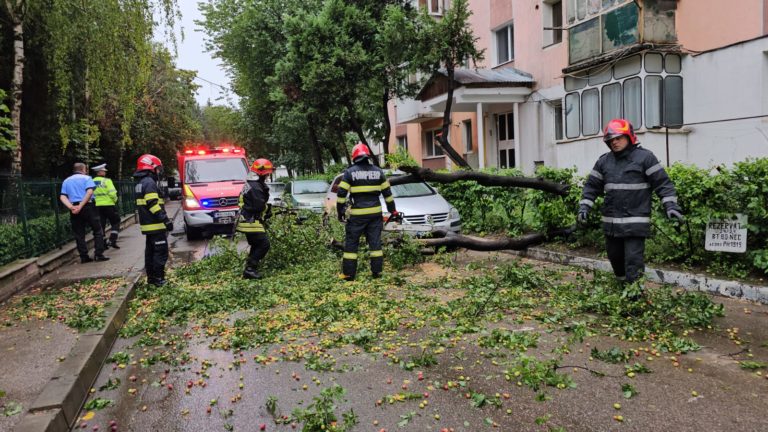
[507,1,568,90]
[677,0,766,52]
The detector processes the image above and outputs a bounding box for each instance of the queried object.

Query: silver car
[285,180,329,213]
[266,182,286,208]
[324,173,461,234]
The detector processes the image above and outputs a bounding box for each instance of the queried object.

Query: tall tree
[3,0,27,176]
[420,0,484,169]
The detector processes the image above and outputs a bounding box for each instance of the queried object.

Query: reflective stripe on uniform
[590,170,603,180]
[662,196,678,203]
[604,182,650,191]
[370,250,383,257]
[350,185,381,193]
[237,221,265,233]
[149,204,162,214]
[579,199,594,207]
[136,199,146,205]
[349,206,382,216]
[645,163,663,176]
[337,197,347,204]
[140,223,166,232]
[343,252,358,260]
[385,195,395,203]
[380,181,390,189]
[601,216,651,224]
[338,181,351,190]
[144,192,160,200]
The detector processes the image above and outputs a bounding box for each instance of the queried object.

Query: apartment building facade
[391,0,768,174]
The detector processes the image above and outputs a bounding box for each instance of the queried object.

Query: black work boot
[243,267,262,280]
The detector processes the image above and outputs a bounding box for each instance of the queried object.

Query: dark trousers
[245,232,270,269]
[71,203,105,259]
[98,205,120,243]
[342,215,383,279]
[144,231,169,283]
[605,236,646,282]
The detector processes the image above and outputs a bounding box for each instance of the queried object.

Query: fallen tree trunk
[418,227,575,251]
[388,166,569,196]
[329,226,575,254]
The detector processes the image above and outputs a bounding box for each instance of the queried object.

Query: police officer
[134,154,173,286]
[237,158,273,279]
[92,163,121,249]
[336,143,399,281]
[578,118,684,285]
[60,162,109,263]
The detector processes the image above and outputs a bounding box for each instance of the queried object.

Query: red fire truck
[177,145,249,240]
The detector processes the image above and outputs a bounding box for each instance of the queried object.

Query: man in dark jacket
[237,158,273,279]
[579,119,684,284]
[336,143,399,281]
[134,154,173,286]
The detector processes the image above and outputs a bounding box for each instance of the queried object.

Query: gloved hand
[666,208,684,222]
[164,219,174,232]
[338,212,347,223]
[389,210,402,223]
[577,206,590,224]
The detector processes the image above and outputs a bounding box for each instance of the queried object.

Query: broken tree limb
[418,226,575,251]
[389,166,569,196]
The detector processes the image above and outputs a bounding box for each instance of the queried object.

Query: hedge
[0,214,72,266]
[436,159,768,279]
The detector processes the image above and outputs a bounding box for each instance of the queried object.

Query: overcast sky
[155,0,238,107]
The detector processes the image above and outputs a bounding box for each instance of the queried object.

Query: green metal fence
[0,177,136,266]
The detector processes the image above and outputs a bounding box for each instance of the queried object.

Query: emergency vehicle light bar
[181,146,245,156]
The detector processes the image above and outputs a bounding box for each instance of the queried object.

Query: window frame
[462,120,473,154]
[423,129,445,158]
[543,0,564,48]
[493,23,514,66]
[396,135,408,151]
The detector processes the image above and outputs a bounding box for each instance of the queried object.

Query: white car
[266,182,286,208]
[324,173,461,234]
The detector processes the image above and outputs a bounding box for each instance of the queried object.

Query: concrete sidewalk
[0,203,182,432]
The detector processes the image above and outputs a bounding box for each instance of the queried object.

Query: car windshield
[293,181,329,194]
[268,183,286,195]
[391,182,434,198]
[185,158,248,184]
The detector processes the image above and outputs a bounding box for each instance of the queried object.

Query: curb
[14,272,142,432]
[507,246,768,305]
[14,204,182,432]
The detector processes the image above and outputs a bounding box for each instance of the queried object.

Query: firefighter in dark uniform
[134,154,173,286]
[92,163,121,249]
[237,158,273,280]
[579,118,684,284]
[336,143,399,281]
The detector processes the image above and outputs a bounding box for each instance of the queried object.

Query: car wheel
[185,224,203,241]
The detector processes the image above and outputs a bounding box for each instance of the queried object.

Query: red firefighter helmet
[603,118,638,145]
[136,154,163,172]
[250,158,274,176]
[351,143,371,163]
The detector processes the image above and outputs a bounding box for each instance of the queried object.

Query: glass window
[645,75,663,128]
[293,180,330,194]
[664,76,684,128]
[601,2,639,54]
[602,0,617,8]
[396,135,408,150]
[565,92,581,138]
[499,149,508,168]
[614,54,641,79]
[645,53,663,73]
[587,0,600,16]
[623,77,642,128]
[495,25,513,64]
[577,0,586,20]
[602,83,622,127]
[429,0,442,15]
[567,0,577,24]
[497,114,507,141]
[588,66,612,85]
[569,18,601,63]
[553,1,563,44]
[507,113,515,140]
[665,54,681,73]
[582,88,600,135]
[391,182,434,198]
[463,120,472,153]
[185,158,248,184]
[423,129,444,157]
[565,74,588,91]
[553,101,564,140]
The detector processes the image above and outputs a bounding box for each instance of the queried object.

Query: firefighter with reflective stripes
[578,119,684,284]
[134,154,173,286]
[336,143,399,281]
[237,158,273,280]
[92,163,121,249]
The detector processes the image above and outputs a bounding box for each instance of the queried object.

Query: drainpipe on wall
[477,102,486,169]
